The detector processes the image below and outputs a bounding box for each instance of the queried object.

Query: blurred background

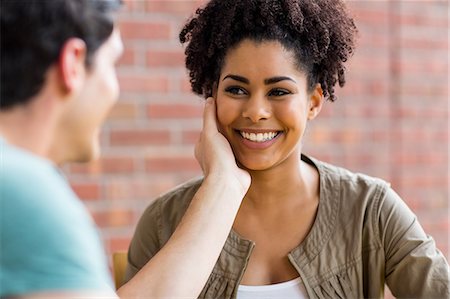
[64,0,449,277]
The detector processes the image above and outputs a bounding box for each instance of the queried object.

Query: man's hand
[195,97,251,193]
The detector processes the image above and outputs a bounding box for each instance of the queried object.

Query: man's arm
[12,291,117,299]
[117,98,250,298]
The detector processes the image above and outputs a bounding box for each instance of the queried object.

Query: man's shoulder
[1,143,93,241]
[1,142,76,212]
[0,141,100,265]
[2,141,62,188]
[0,143,113,296]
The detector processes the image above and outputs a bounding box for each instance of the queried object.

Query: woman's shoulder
[157,176,204,207]
[307,155,391,202]
[140,176,204,230]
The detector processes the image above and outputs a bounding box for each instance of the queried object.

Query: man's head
[1,0,122,108]
[1,0,123,163]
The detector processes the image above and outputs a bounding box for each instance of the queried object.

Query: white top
[236,277,308,299]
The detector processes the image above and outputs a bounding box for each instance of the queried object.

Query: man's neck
[0,99,58,161]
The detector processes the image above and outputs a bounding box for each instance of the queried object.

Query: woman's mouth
[238,130,281,143]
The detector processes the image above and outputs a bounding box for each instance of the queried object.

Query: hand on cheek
[195,97,250,191]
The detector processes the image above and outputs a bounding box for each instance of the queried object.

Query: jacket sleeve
[379,187,450,298]
[123,180,200,284]
[124,199,163,283]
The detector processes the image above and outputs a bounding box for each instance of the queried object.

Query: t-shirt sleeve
[0,167,113,296]
[379,187,450,298]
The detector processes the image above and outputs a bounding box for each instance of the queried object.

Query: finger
[194,138,202,167]
[203,97,218,133]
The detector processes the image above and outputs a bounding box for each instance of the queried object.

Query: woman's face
[216,39,322,171]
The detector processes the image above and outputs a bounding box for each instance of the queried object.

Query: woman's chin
[236,159,274,172]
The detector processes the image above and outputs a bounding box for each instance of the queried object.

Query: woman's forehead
[220,39,305,80]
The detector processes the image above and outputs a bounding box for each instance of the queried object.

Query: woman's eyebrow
[222,74,296,85]
[222,74,249,84]
[264,76,297,85]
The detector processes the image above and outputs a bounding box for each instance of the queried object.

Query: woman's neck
[242,153,319,210]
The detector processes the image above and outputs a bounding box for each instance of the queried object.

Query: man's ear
[58,38,87,94]
[307,83,324,120]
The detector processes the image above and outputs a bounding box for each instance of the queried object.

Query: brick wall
[307,0,449,255]
[65,0,449,283]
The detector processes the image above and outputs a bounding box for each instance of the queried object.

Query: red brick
[147,50,185,67]
[140,177,180,198]
[118,74,169,93]
[401,38,448,50]
[71,182,101,200]
[105,177,178,200]
[108,236,132,253]
[100,157,135,174]
[68,162,101,175]
[110,129,171,146]
[121,0,145,12]
[394,151,445,165]
[357,34,389,49]
[402,175,449,189]
[419,213,450,235]
[145,155,200,173]
[92,209,134,228]
[147,103,202,119]
[180,76,193,93]
[398,106,448,118]
[119,20,170,40]
[349,56,390,73]
[104,180,135,201]
[351,7,389,24]
[182,130,201,145]
[398,83,447,97]
[307,125,331,144]
[69,157,135,175]
[330,128,363,144]
[146,1,204,14]
[107,102,138,121]
[397,13,448,28]
[117,47,135,66]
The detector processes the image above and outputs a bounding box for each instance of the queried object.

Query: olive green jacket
[125,156,450,298]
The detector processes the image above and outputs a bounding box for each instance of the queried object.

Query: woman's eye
[225,86,247,95]
[268,88,290,97]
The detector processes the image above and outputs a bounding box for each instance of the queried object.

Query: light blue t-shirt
[0,138,113,296]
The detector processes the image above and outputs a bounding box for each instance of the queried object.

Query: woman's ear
[307,83,324,120]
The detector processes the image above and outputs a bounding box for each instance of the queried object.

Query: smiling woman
[124,1,450,298]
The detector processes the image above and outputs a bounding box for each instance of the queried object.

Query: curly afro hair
[180,0,357,102]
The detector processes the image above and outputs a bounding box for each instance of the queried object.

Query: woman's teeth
[240,131,279,142]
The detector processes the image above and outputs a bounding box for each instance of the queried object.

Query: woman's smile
[234,129,283,150]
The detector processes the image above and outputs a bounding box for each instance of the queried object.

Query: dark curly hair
[180,0,357,101]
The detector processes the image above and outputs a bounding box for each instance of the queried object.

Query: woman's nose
[241,94,271,123]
